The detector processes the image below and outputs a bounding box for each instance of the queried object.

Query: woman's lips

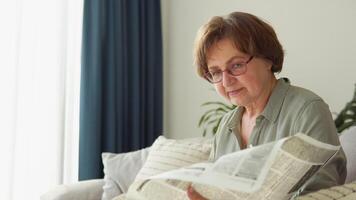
[228,88,243,97]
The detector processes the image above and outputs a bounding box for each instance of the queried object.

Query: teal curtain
[79,0,163,180]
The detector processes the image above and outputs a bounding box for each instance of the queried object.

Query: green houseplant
[198,101,236,136]
[335,84,356,133]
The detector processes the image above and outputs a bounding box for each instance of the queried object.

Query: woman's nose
[222,71,235,87]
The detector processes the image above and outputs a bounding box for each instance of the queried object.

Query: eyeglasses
[204,56,253,83]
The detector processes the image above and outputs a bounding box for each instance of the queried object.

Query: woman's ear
[264,59,273,71]
[269,64,273,71]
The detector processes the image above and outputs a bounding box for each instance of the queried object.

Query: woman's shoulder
[280,83,336,132]
[285,84,325,107]
[274,78,325,109]
[277,80,331,121]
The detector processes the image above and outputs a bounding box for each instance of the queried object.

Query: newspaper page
[296,182,356,200]
[126,133,339,200]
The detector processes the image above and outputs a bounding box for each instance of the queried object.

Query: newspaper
[126,133,339,200]
[295,182,356,200]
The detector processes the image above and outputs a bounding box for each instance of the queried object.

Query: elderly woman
[187,12,346,199]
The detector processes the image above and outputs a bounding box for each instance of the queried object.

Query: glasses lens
[205,56,252,83]
[205,72,219,83]
[230,66,245,76]
[212,73,221,82]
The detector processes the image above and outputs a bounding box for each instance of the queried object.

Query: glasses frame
[204,56,254,83]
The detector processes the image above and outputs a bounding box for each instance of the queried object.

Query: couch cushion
[101,148,150,200]
[134,136,212,181]
[339,126,356,183]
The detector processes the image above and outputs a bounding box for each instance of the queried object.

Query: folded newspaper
[126,133,339,200]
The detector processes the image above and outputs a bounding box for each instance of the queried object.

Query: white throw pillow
[134,136,213,181]
[101,147,150,200]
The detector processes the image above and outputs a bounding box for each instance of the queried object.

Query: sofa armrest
[41,179,105,200]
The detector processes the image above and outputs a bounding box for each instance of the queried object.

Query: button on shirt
[209,78,347,195]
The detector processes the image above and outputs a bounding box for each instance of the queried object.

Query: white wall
[161,0,356,139]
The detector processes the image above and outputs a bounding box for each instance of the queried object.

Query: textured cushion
[112,194,126,200]
[339,126,356,183]
[134,136,212,181]
[101,148,150,200]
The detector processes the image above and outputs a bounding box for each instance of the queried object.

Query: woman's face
[206,38,274,107]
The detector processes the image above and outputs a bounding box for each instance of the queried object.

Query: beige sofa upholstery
[41,179,105,200]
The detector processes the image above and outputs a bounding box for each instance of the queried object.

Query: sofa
[41,126,356,200]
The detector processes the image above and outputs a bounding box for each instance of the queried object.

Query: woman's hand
[187,185,208,200]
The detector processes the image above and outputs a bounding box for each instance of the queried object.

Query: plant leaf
[201,101,234,110]
[199,101,236,136]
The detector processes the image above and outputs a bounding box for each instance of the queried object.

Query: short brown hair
[194,12,284,78]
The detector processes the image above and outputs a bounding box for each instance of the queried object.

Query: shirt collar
[226,78,290,129]
[227,107,243,130]
[260,78,290,123]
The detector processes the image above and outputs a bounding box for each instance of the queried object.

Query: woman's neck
[244,77,277,119]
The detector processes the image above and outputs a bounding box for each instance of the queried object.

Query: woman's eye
[231,63,243,69]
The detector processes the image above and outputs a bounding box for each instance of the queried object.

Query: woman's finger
[187,185,207,200]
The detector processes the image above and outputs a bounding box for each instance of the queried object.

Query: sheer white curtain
[0,0,83,199]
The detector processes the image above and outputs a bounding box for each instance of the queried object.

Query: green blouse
[209,78,347,195]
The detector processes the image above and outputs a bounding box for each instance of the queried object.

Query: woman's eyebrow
[207,66,219,71]
[207,55,246,70]
[226,55,246,65]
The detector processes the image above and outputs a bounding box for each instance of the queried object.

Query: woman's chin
[228,97,243,106]
[229,94,253,107]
